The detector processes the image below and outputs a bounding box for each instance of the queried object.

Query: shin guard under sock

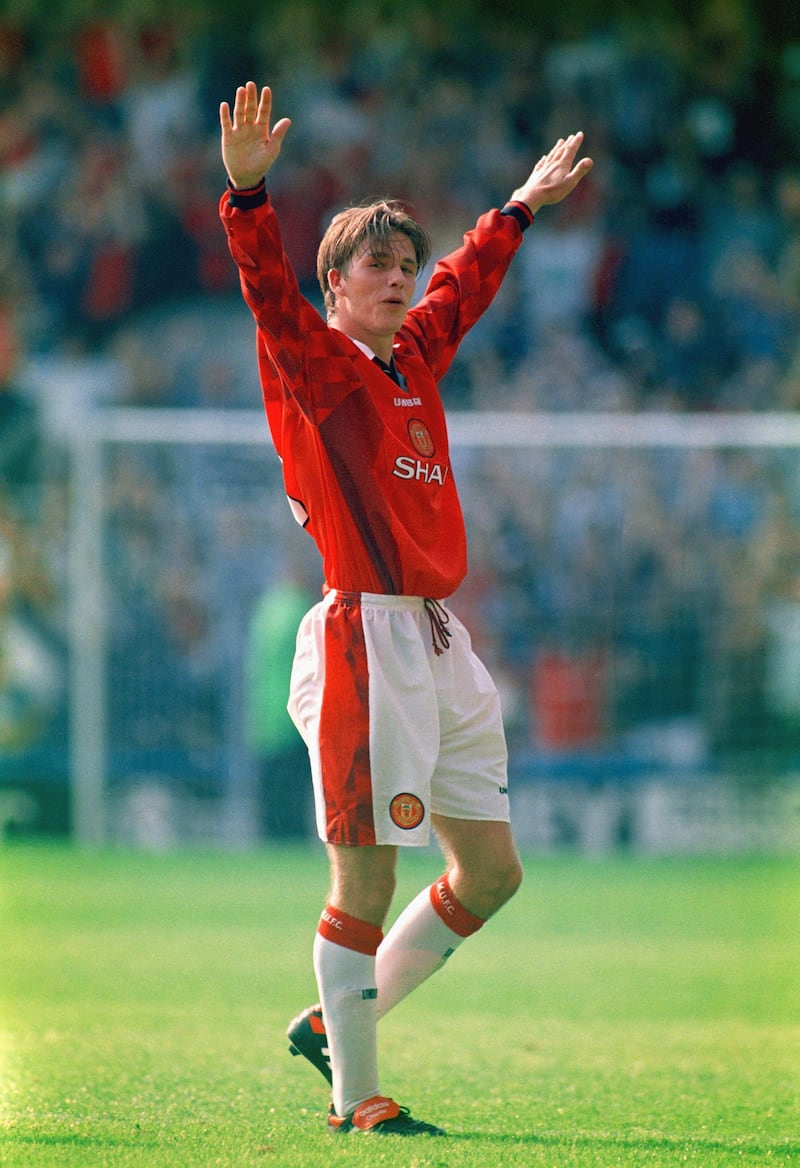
[375,872,485,1018]
[313,905,383,1116]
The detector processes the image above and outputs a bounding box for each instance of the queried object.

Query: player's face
[328,232,418,353]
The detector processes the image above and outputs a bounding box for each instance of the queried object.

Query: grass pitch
[1,844,798,1167]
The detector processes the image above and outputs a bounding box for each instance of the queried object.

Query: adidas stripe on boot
[287,1005,332,1085]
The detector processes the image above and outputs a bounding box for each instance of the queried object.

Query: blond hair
[317,199,431,317]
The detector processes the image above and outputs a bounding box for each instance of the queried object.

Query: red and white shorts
[287,591,510,847]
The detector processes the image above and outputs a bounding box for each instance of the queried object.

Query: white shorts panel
[288,591,510,847]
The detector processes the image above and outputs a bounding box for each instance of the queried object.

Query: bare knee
[481,852,524,914]
[434,817,523,920]
[450,851,523,921]
[501,853,524,902]
[327,844,398,926]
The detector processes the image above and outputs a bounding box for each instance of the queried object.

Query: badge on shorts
[389,793,425,830]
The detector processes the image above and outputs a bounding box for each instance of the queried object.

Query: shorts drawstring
[424,598,452,655]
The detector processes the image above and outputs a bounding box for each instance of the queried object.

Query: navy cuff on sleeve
[227,177,267,209]
[501,201,535,232]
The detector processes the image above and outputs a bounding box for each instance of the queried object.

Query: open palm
[220,81,291,190]
[511,132,593,215]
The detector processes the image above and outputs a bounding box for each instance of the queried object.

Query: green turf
[1,844,798,1166]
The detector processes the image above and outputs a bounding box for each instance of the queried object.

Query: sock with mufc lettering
[375,872,486,1019]
[313,904,383,1117]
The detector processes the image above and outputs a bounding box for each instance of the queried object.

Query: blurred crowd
[2,4,800,827]
[1,5,799,405]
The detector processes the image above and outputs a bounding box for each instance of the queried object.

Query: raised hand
[220,82,291,190]
[511,132,593,216]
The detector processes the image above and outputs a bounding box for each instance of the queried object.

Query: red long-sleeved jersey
[220,187,529,596]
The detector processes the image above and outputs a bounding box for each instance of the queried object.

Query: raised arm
[220,81,291,190]
[511,131,593,216]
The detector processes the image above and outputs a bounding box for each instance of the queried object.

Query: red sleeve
[219,187,309,348]
[400,208,525,381]
[219,189,369,458]
[219,190,359,417]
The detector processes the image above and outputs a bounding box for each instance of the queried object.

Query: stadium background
[2,0,800,850]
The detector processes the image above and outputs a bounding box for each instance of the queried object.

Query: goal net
[67,409,800,849]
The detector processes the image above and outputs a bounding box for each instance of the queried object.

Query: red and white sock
[375,872,486,1019]
[313,905,383,1117]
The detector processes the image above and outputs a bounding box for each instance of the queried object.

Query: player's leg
[375,604,521,1016]
[313,842,396,1117]
[326,840,398,925]
[375,816,522,1017]
[433,814,523,919]
[287,594,460,1133]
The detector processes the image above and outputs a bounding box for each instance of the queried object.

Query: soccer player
[219,81,592,1136]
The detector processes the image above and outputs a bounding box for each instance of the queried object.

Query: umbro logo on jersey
[394,396,423,407]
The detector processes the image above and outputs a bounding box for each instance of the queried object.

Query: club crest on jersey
[407,417,435,458]
[389,792,425,830]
